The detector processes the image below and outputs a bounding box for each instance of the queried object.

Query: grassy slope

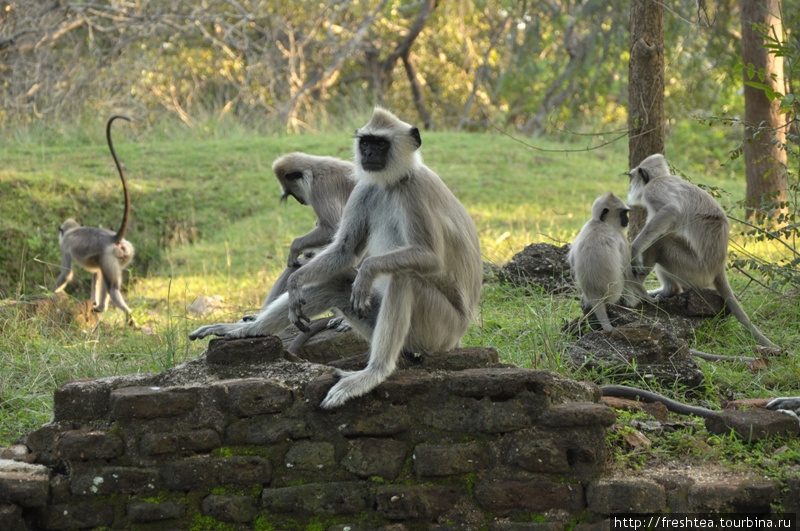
[0,127,798,479]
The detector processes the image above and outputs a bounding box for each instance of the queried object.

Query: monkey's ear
[410,127,422,149]
[599,207,609,222]
[638,168,651,184]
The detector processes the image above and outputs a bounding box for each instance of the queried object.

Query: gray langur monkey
[190,107,483,409]
[627,153,778,349]
[568,192,648,330]
[53,115,136,325]
[240,153,356,322]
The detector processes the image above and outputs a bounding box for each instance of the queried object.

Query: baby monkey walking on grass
[54,115,136,325]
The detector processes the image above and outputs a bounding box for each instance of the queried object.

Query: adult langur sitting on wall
[568,192,649,331]
[240,153,356,323]
[626,154,778,350]
[190,107,483,409]
[54,115,137,326]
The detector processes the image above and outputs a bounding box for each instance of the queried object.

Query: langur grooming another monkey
[241,153,355,321]
[568,192,646,330]
[54,115,136,325]
[190,108,483,409]
[627,153,778,349]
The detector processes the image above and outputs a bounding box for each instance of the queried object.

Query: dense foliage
[0,0,788,135]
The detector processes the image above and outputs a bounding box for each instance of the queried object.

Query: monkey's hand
[327,316,351,332]
[287,244,316,267]
[286,270,311,332]
[287,290,311,333]
[351,261,375,316]
[287,250,301,268]
[630,255,650,278]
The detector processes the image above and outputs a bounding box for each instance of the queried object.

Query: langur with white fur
[627,153,777,349]
[241,153,355,322]
[190,108,483,408]
[568,192,647,330]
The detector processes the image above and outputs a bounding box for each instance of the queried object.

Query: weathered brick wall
[1,338,798,530]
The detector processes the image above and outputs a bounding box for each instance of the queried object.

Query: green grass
[0,123,798,485]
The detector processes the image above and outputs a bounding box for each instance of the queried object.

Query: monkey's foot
[320,368,386,409]
[327,317,351,332]
[647,288,681,299]
[188,323,242,340]
[766,397,800,417]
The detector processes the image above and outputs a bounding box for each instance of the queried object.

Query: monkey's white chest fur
[365,194,408,256]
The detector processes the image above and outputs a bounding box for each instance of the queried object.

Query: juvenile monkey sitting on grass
[568,191,647,330]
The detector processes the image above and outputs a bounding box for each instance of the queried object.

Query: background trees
[0,0,780,133]
[0,0,797,216]
[741,0,789,219]
[627,0,664,239]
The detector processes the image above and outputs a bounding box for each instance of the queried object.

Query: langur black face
[597,203,629,228]
[358,135,391,172]
[280,171,306,205]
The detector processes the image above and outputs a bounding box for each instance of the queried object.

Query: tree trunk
[375,0,437,104]
[627,0,665,241]
[741,0,788,219]
[402,54,433,130]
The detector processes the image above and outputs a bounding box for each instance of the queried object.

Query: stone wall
[1,336,798,530]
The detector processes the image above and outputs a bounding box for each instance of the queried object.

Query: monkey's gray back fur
[628,154,730,289]
[59,224,135,271]
[628,154,728,289]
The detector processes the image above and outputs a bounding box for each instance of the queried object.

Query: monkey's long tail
[601,384,717,418]
[107,115,134,244]
[713,275,778,349]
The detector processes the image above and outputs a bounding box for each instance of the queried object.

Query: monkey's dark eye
[285,171,303,181]
[360,136,389,151]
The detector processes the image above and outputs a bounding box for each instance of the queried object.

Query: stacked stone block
[0,342,797,530]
